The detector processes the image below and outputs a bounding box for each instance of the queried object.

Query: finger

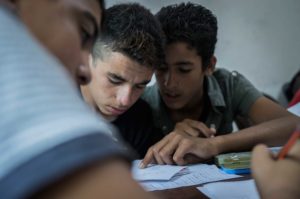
[140,148,155,169]
[159,134,183,165]
[153,148,165,165]
[209,125,216,137]
[288,140,300,160]
[184,119,215,138]
[175,121,199,137]
[173,139,193,165]
[141,138,170,168]
[251,144,274,179]
[182,125,200,137]
[151,136,172,165]
[185,119,203,132]
[251,144,275,196]
[251,144,274,166]
[176,119,201,137]
[197,123,216,138]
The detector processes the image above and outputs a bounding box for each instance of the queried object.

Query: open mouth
[162,90,180,97]
[162,91,180,102]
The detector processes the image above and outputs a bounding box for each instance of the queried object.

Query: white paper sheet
[137,163,240,191]
[198,179,260,199]
[288,102,300,116]
[131,160,186,181]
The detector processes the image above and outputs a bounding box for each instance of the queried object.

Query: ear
[204,55,217,75]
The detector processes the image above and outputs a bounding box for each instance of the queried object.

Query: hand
[251,144,300,199]
[140,132,218,168]
[174,119,216,138]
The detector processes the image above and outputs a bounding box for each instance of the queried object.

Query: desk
[152,175,251,199]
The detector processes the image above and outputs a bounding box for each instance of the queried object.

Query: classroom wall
[107,0,300,99]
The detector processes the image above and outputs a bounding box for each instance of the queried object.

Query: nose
[117,86,133,107]
[164,71,177,89]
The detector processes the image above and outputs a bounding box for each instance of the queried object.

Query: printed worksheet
[132,161,240,191]
[132,160,186,181]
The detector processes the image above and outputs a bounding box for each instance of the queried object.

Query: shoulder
[123,98,153,119]
[212,68,257,92]
[212,68,262,115]
[142,84,159,101]
[114,99,153,126]
[142,84,161,111]
[213,68,243,84]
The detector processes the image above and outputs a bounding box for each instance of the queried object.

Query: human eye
[108,76,123,85]
[178,67,192,74]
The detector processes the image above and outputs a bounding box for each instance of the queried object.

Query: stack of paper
[131,160,241,191]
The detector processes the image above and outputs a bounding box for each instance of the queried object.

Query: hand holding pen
[251,128,300,199]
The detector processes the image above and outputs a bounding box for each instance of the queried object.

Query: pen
[277,129,300,159]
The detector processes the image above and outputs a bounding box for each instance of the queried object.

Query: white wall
[107,0,300,98]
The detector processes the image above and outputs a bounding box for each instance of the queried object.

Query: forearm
[33,158,157,199]
[213,115,300,154]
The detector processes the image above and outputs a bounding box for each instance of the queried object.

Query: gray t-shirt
[142,68,262,135]
[0,8,129,199]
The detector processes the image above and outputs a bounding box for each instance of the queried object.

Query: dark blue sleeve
[0,133,131,199]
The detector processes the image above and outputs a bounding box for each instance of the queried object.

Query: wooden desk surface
[152,175,251,199]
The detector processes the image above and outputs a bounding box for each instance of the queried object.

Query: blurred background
[107,0,300,101]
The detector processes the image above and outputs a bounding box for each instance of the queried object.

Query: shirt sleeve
[230,71,263,116]
[0,8,131,199]
[0,133,130,199]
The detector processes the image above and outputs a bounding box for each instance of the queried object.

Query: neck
[169,93,205,123]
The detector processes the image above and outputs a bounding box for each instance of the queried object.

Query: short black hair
[92,3,165,69]
[156,2,217,69]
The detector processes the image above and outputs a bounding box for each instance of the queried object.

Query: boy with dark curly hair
[141,2,299,168]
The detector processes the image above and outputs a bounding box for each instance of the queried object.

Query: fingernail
[139,162,145,169]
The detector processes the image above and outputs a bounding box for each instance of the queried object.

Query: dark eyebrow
[108,72,151,85]
[82,11,98,41]
[174,61,193,66]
